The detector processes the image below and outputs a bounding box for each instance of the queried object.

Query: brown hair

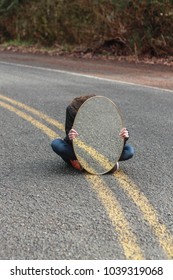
[70,94,96,113]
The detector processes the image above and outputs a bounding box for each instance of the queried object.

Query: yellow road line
[86,174,144,259]
[78,156,144,259]
[115,170,173,259]
[0,100,144,259]
[0,101,58,139]
[0,94,65,131]
[0,94,114,171]
[1,94,173,258]
[74,138,113,171]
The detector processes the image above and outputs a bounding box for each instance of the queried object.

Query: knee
[120,144,135,161]
[51,138,63,154]
[127,145,135,159]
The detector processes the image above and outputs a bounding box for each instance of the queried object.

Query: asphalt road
[0,53,173,260]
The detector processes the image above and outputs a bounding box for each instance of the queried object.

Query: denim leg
[119,144,134,161]
[51,138,76,162]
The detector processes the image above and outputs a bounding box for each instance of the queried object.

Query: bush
[0,0,173,57]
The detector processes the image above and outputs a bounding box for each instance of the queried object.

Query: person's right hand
[68,129,79,140]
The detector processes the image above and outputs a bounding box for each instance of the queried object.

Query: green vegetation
[0,0,173,57]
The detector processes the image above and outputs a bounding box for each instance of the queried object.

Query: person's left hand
[119,128,129,140]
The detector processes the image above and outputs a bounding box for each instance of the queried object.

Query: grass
[1,39,34,47]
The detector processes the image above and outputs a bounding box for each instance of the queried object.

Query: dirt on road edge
[0,51,173,91]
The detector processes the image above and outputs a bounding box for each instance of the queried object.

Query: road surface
[0,52,173,260]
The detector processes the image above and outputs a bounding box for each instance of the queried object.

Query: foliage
[0,0,173,57]
[0,0,25,13]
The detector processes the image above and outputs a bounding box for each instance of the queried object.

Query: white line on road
[0,61,173,93]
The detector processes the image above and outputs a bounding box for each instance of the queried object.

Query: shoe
[70,160,83,171]
[109,162,119,173]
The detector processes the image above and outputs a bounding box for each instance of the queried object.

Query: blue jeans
[51,138,134,163]
[119,143,134,161]
[51,139,76,163]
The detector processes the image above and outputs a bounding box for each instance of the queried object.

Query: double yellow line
[0,93,173,259]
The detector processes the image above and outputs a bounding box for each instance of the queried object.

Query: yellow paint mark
[85,173,144,259]
[115,170,173,259]
[74,138,114,172]
[0,100,144,259]
[76,156,144,259]
[0,101,58,139]
[0,93,116,172]
[1,94,173,259]
[0,94,65,131]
